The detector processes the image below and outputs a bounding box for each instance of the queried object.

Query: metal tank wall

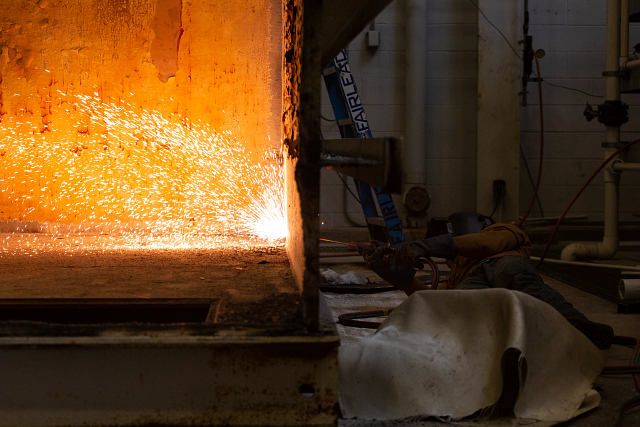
[0,0,282,225]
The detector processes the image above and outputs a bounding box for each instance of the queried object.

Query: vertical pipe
[606,0,621,102]
[603,136,621,257]
[603,0,621,257]
[404,1,428,190]
[622,0,630,62]
[562,0,621,261]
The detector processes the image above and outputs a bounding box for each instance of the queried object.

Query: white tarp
[339,289,605,422]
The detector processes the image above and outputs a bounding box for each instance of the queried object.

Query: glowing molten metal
[0,93,287,253]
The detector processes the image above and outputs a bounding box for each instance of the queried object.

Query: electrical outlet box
[366,31,380,48]
[493,179,506,201]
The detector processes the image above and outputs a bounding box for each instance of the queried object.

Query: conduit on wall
[403,0,429,227]
[476,0,522,222]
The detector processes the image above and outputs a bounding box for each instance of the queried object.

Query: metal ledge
[0,294,340,426]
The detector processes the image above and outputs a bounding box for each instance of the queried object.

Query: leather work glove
[395,233,456,269]
[363,241,416,290]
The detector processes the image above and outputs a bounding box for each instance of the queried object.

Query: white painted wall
[476,0,522,223]
[319,0,640,228]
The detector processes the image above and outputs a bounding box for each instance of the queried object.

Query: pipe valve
[584,103,600,122]
[584,101,629,126]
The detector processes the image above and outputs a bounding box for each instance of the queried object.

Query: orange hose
[536,139,640,268]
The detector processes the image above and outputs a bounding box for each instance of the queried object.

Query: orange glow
[0,94,286,249]
[0,1,284,250]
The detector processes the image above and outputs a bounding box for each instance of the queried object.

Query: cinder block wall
[522,0,640,221]
[319,0,640,229]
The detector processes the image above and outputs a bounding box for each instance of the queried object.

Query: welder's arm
[395,233,456,269]
[452,227,522,259]
[361,242,421,295]
[395,227,524,268]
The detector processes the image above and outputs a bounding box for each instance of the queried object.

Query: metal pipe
[521,214,588,222]
[611,161,640,171]
[622,0,630,61]
[623,58,640,70]
[602,142,621,257]
[619,278,640,301]
[607,0,621,102]
[404,1,428,190]
[532,256,640,272]
[561,0,621,262]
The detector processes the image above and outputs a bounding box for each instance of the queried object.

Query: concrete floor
[321,261,640,427]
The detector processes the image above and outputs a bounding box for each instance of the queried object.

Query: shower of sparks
[0,93,287,253]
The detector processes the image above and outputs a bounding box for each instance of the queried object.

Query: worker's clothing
[394,223,531,288]
[405,223,584,320]
[455,257,613,349]
[394,232,456,271]
[391,222,613,349]
[455,255,588,322]
[443,223,532,289]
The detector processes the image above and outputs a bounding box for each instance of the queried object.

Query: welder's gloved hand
[395,233,456,269]
[356,240,382,258]
[364,241,416,290]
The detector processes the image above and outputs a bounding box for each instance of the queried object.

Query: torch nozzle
[347,242,360,252]
[347,241,395,256]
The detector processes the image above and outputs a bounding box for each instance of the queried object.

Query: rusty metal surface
[283,0,305,302]
[0,341,339,426]
[284,0,324,331]
[283,0,303,157]
[0,237,340,425]
[0,238,303,327]
[0,292,340,426]
[286,0,397,332]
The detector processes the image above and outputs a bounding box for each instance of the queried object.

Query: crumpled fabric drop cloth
[321,268,369,285]
[339,289,606,422]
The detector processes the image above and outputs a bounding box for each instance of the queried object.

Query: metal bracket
[319,136,403,193]
[322,66,337,76]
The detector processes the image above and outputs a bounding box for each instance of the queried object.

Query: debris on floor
[321,268,370,285]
